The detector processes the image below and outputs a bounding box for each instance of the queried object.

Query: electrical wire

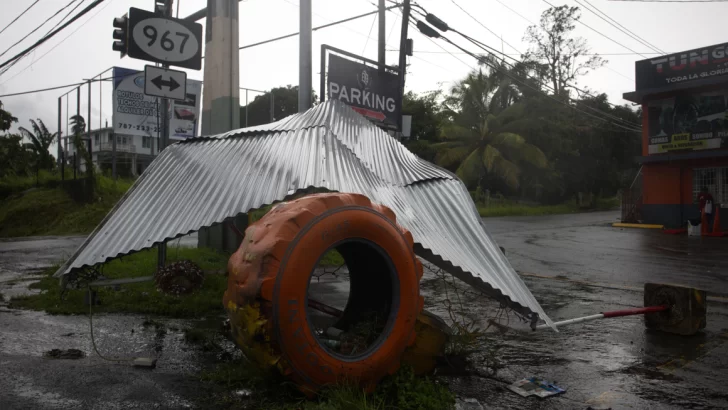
[0,0,42,37]
[362,13,378,54]
[576,0,664,54]
[448,0,522,55]
[0,0,81,60]
[0,0,86,77]
[0,0,106,71]
[0,0,114,85]
[609,0,728,2]
[408,15,641,132]
[412,2,641,127]
[540,0,647,58]
[87,284,136,363]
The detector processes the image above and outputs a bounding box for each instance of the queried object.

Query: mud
[2,213,728,409]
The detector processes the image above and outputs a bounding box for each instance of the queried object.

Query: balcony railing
[97,142,136,153]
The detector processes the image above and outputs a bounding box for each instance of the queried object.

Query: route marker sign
[144,65,187,100]
[127,7,202,70]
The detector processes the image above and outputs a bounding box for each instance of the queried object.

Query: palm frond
[456,148,485,187]
[435,146,471,169]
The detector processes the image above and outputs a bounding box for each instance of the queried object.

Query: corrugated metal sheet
[55,100,553,328]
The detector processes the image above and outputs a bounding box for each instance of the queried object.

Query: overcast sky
[0,0,726,141]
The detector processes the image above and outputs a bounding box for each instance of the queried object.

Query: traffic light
[112,15,128,56]
[155,0,171,16]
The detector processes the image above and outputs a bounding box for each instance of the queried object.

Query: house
[62,127,159,177]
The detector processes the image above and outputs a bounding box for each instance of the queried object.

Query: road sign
[127,7,203,70]
[326,54,401,129]
[144,65,187,100]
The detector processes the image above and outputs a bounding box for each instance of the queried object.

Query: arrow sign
[144,65,186,100]
[351,106,387,121]
[151,75,180,92]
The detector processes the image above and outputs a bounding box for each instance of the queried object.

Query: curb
[612,222,664,229]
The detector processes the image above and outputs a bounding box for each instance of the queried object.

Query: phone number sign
[127,7,202,70]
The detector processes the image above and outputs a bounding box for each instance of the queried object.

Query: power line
[0,0,42,37]
[408,15,641,132]
[414,5,638,120]
[0,0,114,85]
[492,0,535,25]
[1,0,86,77]
[239,4,400,50]
[576,0,664,54]
[0,0,80,60]
[540,0,647,58]
[609,0,728,2]
[0,0,106,72]
[448,0,522,55]
[0,81,87,98]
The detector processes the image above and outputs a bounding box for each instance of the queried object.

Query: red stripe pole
[602,305,669,318]
[536,305,670,330]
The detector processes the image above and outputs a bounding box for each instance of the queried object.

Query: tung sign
[636,42,728,90]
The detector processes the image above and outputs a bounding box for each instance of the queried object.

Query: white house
[63,127,160,176]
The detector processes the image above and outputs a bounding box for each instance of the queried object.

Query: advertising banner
[112,67,160,137]
[170,79,201,139]
[636,42,728,90]
[647,90,728,155]
[112,67,201,140]
[326,54,400,128]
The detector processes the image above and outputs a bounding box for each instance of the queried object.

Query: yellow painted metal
[401,310,452,375]
[612,222,664,229]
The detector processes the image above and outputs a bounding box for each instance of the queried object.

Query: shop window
[693,167,728,205]
[142,136,151,148]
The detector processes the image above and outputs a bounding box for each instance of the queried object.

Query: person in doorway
[698,186,715,232]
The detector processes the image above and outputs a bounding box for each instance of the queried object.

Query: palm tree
[69,115,93,176]
[435,68,548,190]
[18,119,57,171]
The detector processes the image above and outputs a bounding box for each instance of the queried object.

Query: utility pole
[398,0,410,130]
[87,79,92,177]
[298,0,312,112]
[197,0,242,252]
[269,90,274,122]
[157,0,174,269]
[57,97,63,180]
[378,0,385,70]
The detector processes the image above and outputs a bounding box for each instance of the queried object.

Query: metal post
[87,79,92,176]
[269,89,274,122]
[245,89,248,127]
[112,130,116,180]
[99,74,102,131]
[378,0,385,70]
[397,0,410,130]
[298,0,312,112]
[57,97,63,180]
[158,0,174,270]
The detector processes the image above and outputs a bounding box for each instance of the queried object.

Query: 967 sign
[127,7,202,70]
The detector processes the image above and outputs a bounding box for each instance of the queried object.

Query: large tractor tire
[223,193,424,393]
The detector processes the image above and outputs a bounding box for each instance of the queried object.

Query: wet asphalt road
[1,211,727,409]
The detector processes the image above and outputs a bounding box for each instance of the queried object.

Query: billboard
[170,79,201,139]
[647,90,728,155]
[636,42,728,90]
[112,67,201,140]
[326,54,400,128]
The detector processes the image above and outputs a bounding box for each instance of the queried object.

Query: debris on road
[44,349,85,359]
[507,377,565,398]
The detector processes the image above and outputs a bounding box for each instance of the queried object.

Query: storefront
[624,42,728,229]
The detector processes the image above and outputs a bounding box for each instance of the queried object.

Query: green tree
[523,6,606,97]
[70,115,93,176]
[435,67,548,190]
[239,86,317,127]
[0,134,33,177]
[0,100,18,132]
[18,119,56,171]
[402,90,443,141]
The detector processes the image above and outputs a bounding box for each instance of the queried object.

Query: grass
[0,175,134,237]
[199,361,455,410]
[10,247,230,318]
[477,197,619,218]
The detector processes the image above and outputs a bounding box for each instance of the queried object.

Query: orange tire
[223,193,423,393]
